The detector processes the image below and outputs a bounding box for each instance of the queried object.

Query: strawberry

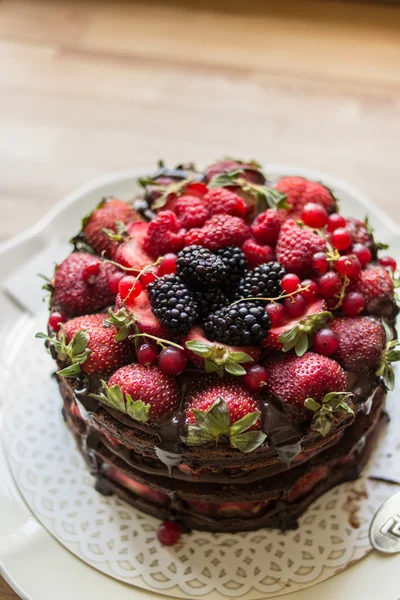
[52,252,117,316]
[329,316,386,371]
[185,376,266,453]
[174,195,209,229]
[204,159,265,185]
[80,198,141,258]
[113,221,154,271]
[262,299,329,354]
[182,326,261,375]
[196,214,250,251]
[251,209,285,246]
[37,313,133,377]
[265,352,352,435]
[109,290,170,340]
[142,210,185,258]
[276,219,326,277]
[275,177,336,219]
[97,363,179,422]
[348,264,394,316]
[287,466,330,502]
[106,467,169,505]
[203,188,248,218]
[242,238,275,268]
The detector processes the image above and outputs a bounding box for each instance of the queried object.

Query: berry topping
[379,256,397,271]
[148,275,198,334]
[275,177,335,219]
[342,292,365,317]
[349,264,394,315]
[276,220,326,277]
[241,239,275,269]
[243,364,268,392]
[236,262,285,300]
[215,246,247,292]
[110,291,170,339]
[301,202,328,229]
[158,253,178,276]
[157,521,182,546]
[177,245,227,288]
[301,279,318,302]
[137,342,159,367]
[192,288,228,318]
[48,311,67,332]
[204,301,271,346]
[330,227,352,251]
[327,213,346,232]
[317,272,342,298]
[351,243,372,267]
[81,260,101,283]
[204,159,265,185]
[335,255,361,278]
[140,270,157,287]
[265,302,287,327]
[118,275,143,301]
[142,210,185,258]
[311,252,329,275]
[313,328,339,357]
[158,346,188,375]
[114,221,153,270]
[200,214,250,251]
[283,294,307,318]
[204,187,248,218]
[281,273,301,295]
[174,195,209,229]
[329,316,386,372]
[251,209,284,246]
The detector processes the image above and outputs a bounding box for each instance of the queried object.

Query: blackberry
[204,301,271,346]
[148,275,198,334]
[193,288,228,318]
[177,246,226,288]
[236,262,285,300]
[215,246,247,293]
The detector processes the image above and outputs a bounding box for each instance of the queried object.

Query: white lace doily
[2,317,399,600]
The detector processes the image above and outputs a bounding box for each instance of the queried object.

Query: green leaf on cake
[102,220,129,243]
[186,397,266,453]
[305,392,354,437]
[376,338,400,391]
[185,340,253,377]
[278,311,333,357]
[92,380,150,423]
[36,327,91,378]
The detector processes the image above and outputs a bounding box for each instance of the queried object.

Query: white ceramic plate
[1,166,400,600]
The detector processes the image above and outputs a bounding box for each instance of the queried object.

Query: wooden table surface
[1,0,400,597]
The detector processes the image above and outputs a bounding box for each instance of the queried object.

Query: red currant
[311,252,329,275]
[108,269,124,294]
[158,346,187,375]
[48,311,67,332]
[301,279,319,303]
[342,292,365,317]
[317,272,342,298]
[137,342,159,366]
[158,253,178,276]
[379,256,397,271]
[327,213,346,233]
[301,202,329,229]
[313,328,339,356]
[118,275,143,301]
[331,227,352,251]
[243,364,268,393]
[351,243,371,267]
[283,294,307,318]
[335,255,361,279]
[266,303,287,327]
[281,273,301,295]
[82,260,101,283]
[140,270,157,288]
[157,520,182,546]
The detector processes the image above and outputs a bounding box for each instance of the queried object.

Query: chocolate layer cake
[38,159,399,542]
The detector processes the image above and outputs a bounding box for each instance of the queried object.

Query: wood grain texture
[1,0,400,597]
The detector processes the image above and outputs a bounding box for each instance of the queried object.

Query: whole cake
[38,159,399,546]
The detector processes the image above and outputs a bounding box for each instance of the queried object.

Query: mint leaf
[230,411,261,436]
[230,431,267,453]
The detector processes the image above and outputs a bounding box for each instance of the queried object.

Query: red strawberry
[204,160,265,185]
[329,316,386,371]
[182,326,261,374]
[174,195,209,229]
[349,264,394,316]
[81,198,141,258]
[275,177,335,219]
[287,466,330,502]
[199,214,250,251]
[114,221,153,270]
[346,217,372,246]
[242,238,275,268]
[251,209,285,246]
[276,220,326,277]
[106,363,179,422]
[142,210,185,258]
[106,467,169,505]
[51,313,133,376]
[53,252,116,316]
[265,352,349,429]
[111,289,170,340]
[262,299,328,352]
[203,188,248,218]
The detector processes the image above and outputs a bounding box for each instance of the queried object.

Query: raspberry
[184,228,206,246]
[275,177,335,219]
[174,195,209,229]
[251,209,284,246]
[242,238,275,268]
[142,210,185,258]
[201,214,250,251]
[203,188,248,218]
[276,220,327,277]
